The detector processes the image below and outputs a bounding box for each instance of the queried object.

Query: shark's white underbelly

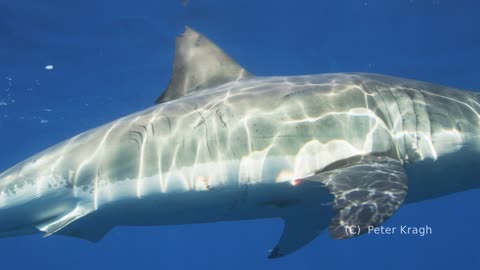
[83,178,333,228]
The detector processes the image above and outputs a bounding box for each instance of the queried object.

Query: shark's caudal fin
[155,27,252,104]
[269,155,408,259]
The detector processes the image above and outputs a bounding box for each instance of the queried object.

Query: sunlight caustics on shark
[1,27,480,258]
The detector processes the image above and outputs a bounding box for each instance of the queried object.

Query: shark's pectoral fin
[317,155,408,239]
[36,205,91,237]
[268,155,407,258]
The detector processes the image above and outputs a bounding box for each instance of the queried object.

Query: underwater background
[0,0,479,269]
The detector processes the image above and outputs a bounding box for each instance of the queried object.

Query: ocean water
[0,0,479,269]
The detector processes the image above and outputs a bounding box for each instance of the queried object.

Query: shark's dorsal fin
[155,27,252,103]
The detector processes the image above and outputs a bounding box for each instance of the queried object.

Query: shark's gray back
[2,72,479,197]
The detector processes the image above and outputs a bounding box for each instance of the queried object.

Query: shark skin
[1,27,480,258]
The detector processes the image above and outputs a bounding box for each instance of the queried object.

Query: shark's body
[1,28,480,258]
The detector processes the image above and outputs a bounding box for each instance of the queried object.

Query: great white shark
[1,27,480,258]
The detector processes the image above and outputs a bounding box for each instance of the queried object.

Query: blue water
[1,0,479,269]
